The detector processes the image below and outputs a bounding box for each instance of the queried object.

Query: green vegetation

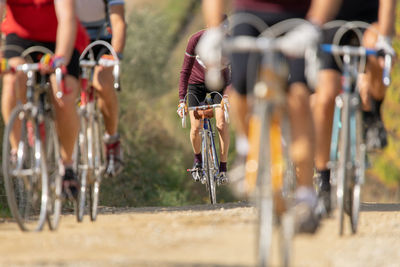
[370,8,400,188]
[100,0,235,207]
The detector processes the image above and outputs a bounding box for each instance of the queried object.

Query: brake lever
[113,63,121,91]
[383,53,392,87]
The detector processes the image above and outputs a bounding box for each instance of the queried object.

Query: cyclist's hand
[376,35,395,68]
[177,101,186,118]
[40,54,66,74]
[277,22,321,58]
[196,27,225,90]
[376,35,395,57]
[221,95,230,110]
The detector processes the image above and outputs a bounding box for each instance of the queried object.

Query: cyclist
[313,0,396,215]
[199,0,341,232]
[177,16,230,184]
[0,0,89,199]
[76,0,126,177]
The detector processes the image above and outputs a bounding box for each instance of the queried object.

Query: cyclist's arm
[378,0,396,37]
[54,0,77,65]
[178,33,199,101]
[109,3,126,56]
[306,0,342,26]
[202,0,223,28]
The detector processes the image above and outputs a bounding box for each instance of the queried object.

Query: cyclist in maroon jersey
[0,0,89,199]
[313,0,396,215]
[177,16,231,183]
[199,0,342,233]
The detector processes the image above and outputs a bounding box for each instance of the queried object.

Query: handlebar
[3,63,67,99]
[321,44,393,86]
[188,104,221,111]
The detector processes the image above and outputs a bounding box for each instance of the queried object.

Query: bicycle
[218,17,315,267]
[181,93,229,204]
[75,40,120,222]
[323,24,392,235]
[2,46,65,231]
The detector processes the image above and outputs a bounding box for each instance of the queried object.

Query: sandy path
[0,202,399,266]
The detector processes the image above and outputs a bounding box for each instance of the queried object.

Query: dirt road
[0,202,399,266]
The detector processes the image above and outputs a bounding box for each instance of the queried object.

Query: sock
[194,153,202,164]
[104,133,120,144]
[316,169,330,190]
[371,99,383,118]
[219,162,227,172]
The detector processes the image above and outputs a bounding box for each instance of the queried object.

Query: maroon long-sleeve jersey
[178,30,230,100]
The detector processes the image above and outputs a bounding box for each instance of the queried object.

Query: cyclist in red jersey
[0,0,89,199]
[313,0,397,215]
[177,19,230,183]
[199,0,341,232]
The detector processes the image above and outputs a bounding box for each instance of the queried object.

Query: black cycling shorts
[4,33,80,79]
[85,38,112,60]
[231,10,308,96]
[320,27,366,72]
[187,83,224,107]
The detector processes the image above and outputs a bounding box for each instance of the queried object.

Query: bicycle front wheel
[337,93,350,235]
[207,132,217,204]
[89,111,105,221]
[2,106,48,231]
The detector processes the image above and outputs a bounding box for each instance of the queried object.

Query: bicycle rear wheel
[76,114,89,222]
[2,106,48,231]
[46,119,62,230]
[89,111,105,221]
[350,106,365,233]
[278,112,295,267]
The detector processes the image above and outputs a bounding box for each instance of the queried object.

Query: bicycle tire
[2,106,48,231]
[254,103,273,267]
[279,112,295,267]
[337,93,350,236]
[89,112,105,221]
[46,119,62,230]
[350,107,365,233]
[207,132,217,204]
[76,114,89,222]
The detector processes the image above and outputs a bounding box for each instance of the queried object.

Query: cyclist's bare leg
[313,70,341,170]
[287,82,315,187]
[229,90,249,138]
[49,75,79,165]
[1,57,27,150]
[189,110,202,154]
[93,66,119,135]
[215,108,229,162]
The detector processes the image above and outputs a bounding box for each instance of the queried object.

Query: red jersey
[179,30,230,100]
[235,0,311,14]
[2,0,89,53]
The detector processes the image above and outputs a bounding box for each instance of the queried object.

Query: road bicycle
[2,46,65,231]
[218,16,314,267]
[324,24,392,235]
[181,93,229,204]
[75,40,120,222]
